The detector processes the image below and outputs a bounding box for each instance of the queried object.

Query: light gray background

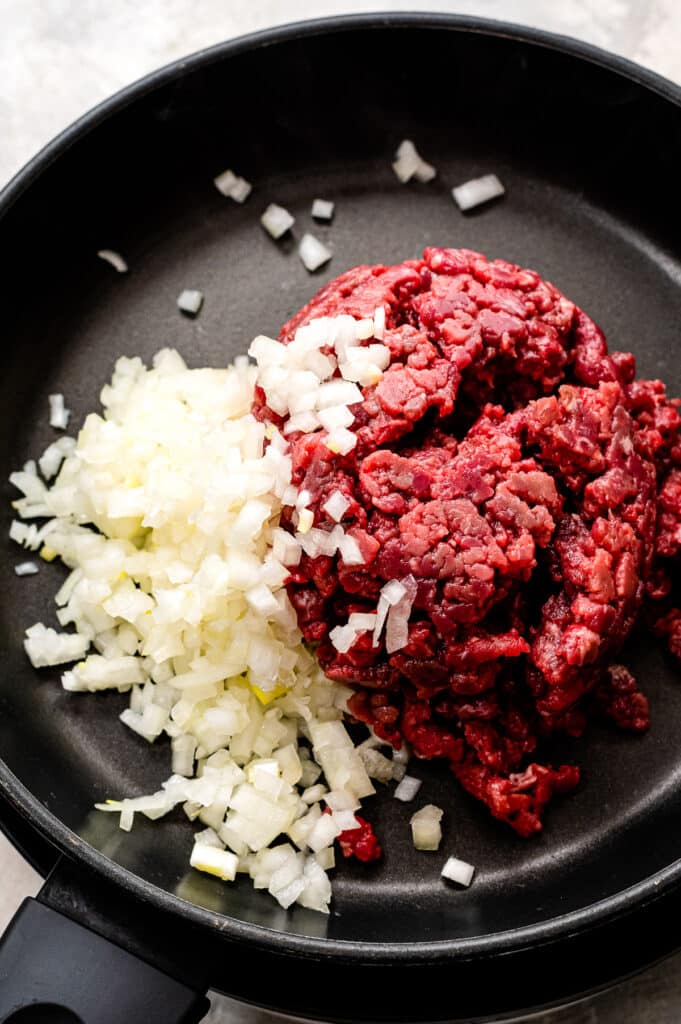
[2,2,681,1022]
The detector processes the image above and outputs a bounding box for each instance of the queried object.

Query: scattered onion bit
[261,203,295,240]
[394,774,422,802]
[97,249,128,273]
[213,168,252,203]
[441,855,475,887]
[177,290,204,316]
[392,139,436,184]
[452,174,505,211]
[48,394,70,430]
[299,233,332,272]
[311,198,334,221]
[410,804,443,851]
[15,561,39,577]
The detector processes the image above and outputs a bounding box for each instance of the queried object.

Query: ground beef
[262,247,681,837]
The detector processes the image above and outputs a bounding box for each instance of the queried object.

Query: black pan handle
[0,854,210,1024]
[0,898,210,1024]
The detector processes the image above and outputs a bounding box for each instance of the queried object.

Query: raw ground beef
[260,247,681,838]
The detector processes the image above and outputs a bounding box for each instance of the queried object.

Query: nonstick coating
[2,14,681,964]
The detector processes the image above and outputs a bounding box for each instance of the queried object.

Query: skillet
[2,13,681,1023]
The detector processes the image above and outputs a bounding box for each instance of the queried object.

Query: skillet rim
[1,10,681,965]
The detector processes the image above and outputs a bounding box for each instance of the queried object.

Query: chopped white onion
[392,140,436,184]
[410,804,443,850]
[317,405,354,432]
[15,561,39,577]
[48,394,70,430]
[452,174,505,211]
[177,290,204,316]
[97,249,128,273]
[441,855,475,887]
[190,843,239,881]
[311,198,335,221]
[329,624,358,654]
[299,234,332,272]
[323,491,350,522]
[214,169,252,202]
[394,774,422,802]
[325,428,357,456]
[261,203,295,240]
[385,575,418,654]
[297,508,314,534]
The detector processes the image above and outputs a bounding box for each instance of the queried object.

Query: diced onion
[190,843,239,881]
[97,249,128,273]
[311,198,334,221]
[214,169,252,202]
[410,804,443,850]
[394,774,422,802]
[15,561,39,576]
[48,394,70,430]
[299,234,332,272]
[441,855,475,887]
[452,174,505,211]
[323,491,350,522]
[261,203,295,239]
[177,290,204,316]
[392,140,436,184]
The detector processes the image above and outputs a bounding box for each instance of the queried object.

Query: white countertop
[2,3,680,1022]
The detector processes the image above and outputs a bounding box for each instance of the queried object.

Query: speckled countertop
[2,3,681,1022]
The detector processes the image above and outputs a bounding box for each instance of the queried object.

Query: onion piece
[392,140,436,184]
[441,855,475,887]
[15,561,39,576]
[261,203,295,239]
[97,249,128,273]
[48,394,70,430]
[311,198,334,221]
[177,290,204,316]
[410,804,444,850]
[214,169,252,202]
[394,775,422,802]
[325,429,357,456]
[385,575,418,654]
[299,234,332,272]
[452,174,505,211]
[190,843,239,881]
[323,491,350,523]
[329,624,358,654]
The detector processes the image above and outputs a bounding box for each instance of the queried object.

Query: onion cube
[394,775,422,802]
[311,198,335,221]
[452,174,505,211]
[441,855,475,887]
[15,561,39,576]
[177,289,204,316]
[410,804,444,851]
[261,203,295,239]
[190,843,239,881]
[299,233,332,272]
[213,169,238,195]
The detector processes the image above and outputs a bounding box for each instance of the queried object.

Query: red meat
[259,248,681,837]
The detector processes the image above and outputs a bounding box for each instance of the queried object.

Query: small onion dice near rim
[441,856,476,887]
[452,174,505,211]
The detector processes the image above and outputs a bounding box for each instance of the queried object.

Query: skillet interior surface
[2,17,681,951]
